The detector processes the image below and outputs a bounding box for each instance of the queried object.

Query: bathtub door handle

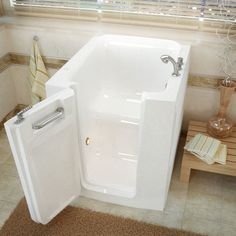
[32,107,64,130]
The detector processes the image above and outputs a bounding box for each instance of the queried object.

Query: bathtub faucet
[160,55,183,77]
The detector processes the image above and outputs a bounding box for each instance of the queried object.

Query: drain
[85,137,90,145]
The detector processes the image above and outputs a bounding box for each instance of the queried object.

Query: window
[11,0,99,11]
[10,0,236,25]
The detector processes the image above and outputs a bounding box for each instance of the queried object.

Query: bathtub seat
[180,121,236,183]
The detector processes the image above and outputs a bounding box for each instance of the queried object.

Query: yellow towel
[184,133,227,165]
[29,41,49,105]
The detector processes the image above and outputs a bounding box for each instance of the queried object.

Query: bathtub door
[4,89,81,225]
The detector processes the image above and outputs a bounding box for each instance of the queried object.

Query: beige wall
[0,15,235,130]
[2,0,9,15]
[0,0,3,16]
[0,24,17,121]
[2,16,231,78]
[0,69,17,121]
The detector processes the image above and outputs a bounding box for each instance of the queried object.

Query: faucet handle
[177,57,184,70]
[177,57,184,65]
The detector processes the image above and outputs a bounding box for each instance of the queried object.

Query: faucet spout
[160,55,183,77]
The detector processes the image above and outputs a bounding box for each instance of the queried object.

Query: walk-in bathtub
[5,35,190,224]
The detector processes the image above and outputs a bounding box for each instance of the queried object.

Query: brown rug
[0,199,202,236]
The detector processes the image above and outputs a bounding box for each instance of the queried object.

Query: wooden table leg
[180,157,191,183]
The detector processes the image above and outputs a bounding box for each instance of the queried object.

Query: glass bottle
[207,80,235,138]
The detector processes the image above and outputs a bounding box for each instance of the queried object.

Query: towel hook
[33,36,39,41]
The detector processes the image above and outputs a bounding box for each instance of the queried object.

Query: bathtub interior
[70,36,181,198]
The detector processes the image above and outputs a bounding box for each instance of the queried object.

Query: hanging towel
[29,40,49,105]
[184,133,227,165]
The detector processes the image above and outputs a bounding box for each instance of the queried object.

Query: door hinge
[15,106,32,124]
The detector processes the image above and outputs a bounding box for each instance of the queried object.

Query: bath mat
[0,199,202,236]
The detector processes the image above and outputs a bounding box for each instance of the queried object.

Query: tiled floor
[0,128,236,236]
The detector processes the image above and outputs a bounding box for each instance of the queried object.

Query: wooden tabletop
[180,121,236,182]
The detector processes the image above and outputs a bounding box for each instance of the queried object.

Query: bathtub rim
[46,35,191,98]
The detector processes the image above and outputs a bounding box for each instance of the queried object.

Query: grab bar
[32,107,64,130]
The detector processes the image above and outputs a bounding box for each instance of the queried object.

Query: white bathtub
[47,34,190,207]
[5,35,190,224]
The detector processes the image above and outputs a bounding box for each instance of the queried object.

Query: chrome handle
[32,107,64,130]
[177,57,184,70]
[177,57,183,65]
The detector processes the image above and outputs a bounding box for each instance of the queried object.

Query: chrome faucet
[160,55,183,77]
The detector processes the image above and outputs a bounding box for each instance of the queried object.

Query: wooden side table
[180,121,236,183]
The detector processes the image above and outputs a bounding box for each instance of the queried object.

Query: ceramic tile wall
[8,65,30,106]
[184,87,236,129]
[0,69,17,121]
[0,25,9,57]
[3,16,227,78]
[0,25,17,121]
